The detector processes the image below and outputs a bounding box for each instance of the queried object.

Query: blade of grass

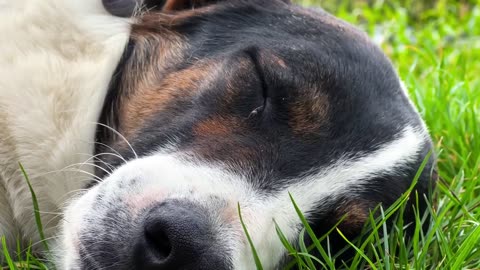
[288,193,335,269]
[380,207,390,270]
[1,236,17,270]
[19,163,49,252]
[274,220,312,269]
[449,224,480,269]
[336,228,377,270]
[238,203,263,270]
[298,229,316,269]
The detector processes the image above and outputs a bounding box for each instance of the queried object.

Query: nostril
[144,225,172,261]
[133,201,230,269]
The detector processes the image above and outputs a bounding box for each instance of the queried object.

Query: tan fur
[289,90,330,135]
[336,200,372,233]
[120,60,215,138]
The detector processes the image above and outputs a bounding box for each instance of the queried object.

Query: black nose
[134,201,230,270]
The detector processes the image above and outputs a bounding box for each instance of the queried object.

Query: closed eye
[244,47,269,116]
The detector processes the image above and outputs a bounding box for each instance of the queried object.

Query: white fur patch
[59,126,425,269]
[0,0,131,257]
[233,126,426,268]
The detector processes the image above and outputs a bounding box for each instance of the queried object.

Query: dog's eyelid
[244,48,269,102]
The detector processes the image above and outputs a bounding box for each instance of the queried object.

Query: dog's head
[58,0,435,269]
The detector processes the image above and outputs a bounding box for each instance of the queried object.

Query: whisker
[55,158,112,178]
[93,122,138,159]
[93,157,117,174]
[72,151,130,175]
[75,139,129,165]
[91,141,128,164]
[22,235,61,254]
[35,210,64,215]
[60,168,103,183]
[78,235,105,270]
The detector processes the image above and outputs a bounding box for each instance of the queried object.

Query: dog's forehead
[132,1,370,56]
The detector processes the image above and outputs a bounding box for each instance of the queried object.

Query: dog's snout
[134,201,229,270]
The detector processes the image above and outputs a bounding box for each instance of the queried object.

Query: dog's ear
[103,0,143,17]
[103,0,200,17]
[160,0,291,11]
[158,0,219,11]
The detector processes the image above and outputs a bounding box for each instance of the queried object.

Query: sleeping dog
[0,0,435,269]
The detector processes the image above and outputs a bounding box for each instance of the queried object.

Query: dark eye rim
[244,47,269,117]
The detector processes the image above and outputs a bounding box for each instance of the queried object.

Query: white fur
[0,0,130,256]
[233,126,426,268]
[59,126,425,269]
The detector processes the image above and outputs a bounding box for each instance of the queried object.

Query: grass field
[2,0,480,269]
[296,1,480,269]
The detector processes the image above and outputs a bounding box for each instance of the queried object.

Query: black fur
[91,0,436,268]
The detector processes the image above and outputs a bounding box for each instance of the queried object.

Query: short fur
[1,0,435,269]
[0,0,130,257]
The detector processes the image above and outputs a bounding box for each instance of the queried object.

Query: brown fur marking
[289,90,329,135]
[121,61,215,138]
[194,117,234,137]
[191,116,257,166]
[336,200,372,233]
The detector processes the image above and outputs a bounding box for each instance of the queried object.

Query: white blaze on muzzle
[56,126,426,269]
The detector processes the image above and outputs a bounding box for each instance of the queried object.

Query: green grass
[2,0,479,269]
[287,0,480,268]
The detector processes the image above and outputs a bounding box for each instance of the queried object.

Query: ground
[1,0,479,269]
